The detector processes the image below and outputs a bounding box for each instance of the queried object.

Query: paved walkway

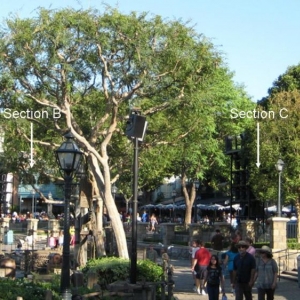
[171,259,299,300]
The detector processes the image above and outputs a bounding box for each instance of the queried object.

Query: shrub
[0,278,61,300]
[143,237,162,243]
[287,238,300,249]
[253,242,270,249]
[81,256,163,289]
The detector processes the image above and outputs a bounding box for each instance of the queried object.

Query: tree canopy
[246,63,300,241]
[0,7,254,252]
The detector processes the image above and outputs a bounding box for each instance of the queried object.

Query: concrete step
[280,270,298,282]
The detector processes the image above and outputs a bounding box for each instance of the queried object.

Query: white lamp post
[172,190,176,222]
[275,158,285,217]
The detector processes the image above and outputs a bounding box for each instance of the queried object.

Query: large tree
[0,7,233,257]
[248,64,300,241]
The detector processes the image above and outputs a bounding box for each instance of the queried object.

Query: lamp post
[275,158,285,217]
[20,197,23,214]
[194,180,200,224]
[31,190,35,218]
[125,110,147,284]
[112,184,118,202]
[55,131,83,298]
[172,190,176,222]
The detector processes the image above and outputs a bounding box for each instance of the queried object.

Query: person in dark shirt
[204,254,225,300]
[211,229,224,251]
[232,240,256,300]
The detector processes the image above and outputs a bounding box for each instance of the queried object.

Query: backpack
[207,267,221,286]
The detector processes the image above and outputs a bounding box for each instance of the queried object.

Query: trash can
[4,230,14,245]
[297,255,300,288]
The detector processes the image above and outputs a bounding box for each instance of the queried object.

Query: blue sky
[1,0,300,102]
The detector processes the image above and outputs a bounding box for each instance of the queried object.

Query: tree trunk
[185,202,193,225]
[182,176,197,226]
[90,154,129,259]
[95,198,106,256]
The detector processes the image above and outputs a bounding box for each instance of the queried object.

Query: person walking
[204,254,225,300]
[161,247,170,280]
[245,237,256,256]
[211,229,224,251]
[191,241,211,295]
[58,230,64,249]
[48,231,57,249]
[70,225,75,246]
[25,230,35,249]
[142,210,148,223]
[191,240,200,292]
[223,242,239,295]
[150,213,158,232]
[254,245,278,300]
[232,240,256,300]
[146,244,158,263]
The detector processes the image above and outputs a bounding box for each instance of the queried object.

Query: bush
[81,256,164,290]
[253,242,270,249]
[143,237,162,243]
[287,238,300,249]
[0,277,61,300]
[0,272,98,300]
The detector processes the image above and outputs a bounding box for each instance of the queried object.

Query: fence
[287,221,298,239]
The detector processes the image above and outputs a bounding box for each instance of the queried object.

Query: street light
[172,190,176,222]
[125,110,147,284]
[275,158,285,217]
[31,190,35,218]
[194,180,200,224]
[112,184,118,200]
[55,131,83,298]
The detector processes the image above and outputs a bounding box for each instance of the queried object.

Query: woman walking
[58,230,64,249]
[223,242,239,294]
[254,246,278,300]
[204,254,225,300]
[150,214,158,232]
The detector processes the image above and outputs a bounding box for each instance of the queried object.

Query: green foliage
[0,5,254,253]
[0,278,60,300]
[143,237,162,243]
[81,256,163,290]
[287,239,300,250]
[170,240,187,246]
[268,64,300,96]
[247,63,300,215]
[253,242,270,249]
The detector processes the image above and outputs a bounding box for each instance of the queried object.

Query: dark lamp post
[125,110,147,284]
[194,180,200,223]
[275,158,285,217]
[172,190,176,222]
[55,131,83,299]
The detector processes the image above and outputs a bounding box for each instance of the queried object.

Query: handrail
[271,248,300,281]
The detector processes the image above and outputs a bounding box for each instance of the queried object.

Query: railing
[272,248,300,281]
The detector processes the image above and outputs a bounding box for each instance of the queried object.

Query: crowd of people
[189,229,278,300]
[4,211,51,223]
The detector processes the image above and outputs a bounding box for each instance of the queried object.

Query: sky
[1,0,299,102]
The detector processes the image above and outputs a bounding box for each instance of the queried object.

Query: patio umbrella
[206,204,225,210]
[224,204,242,210]
[265,205,277,212]
[197,204,208,210]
